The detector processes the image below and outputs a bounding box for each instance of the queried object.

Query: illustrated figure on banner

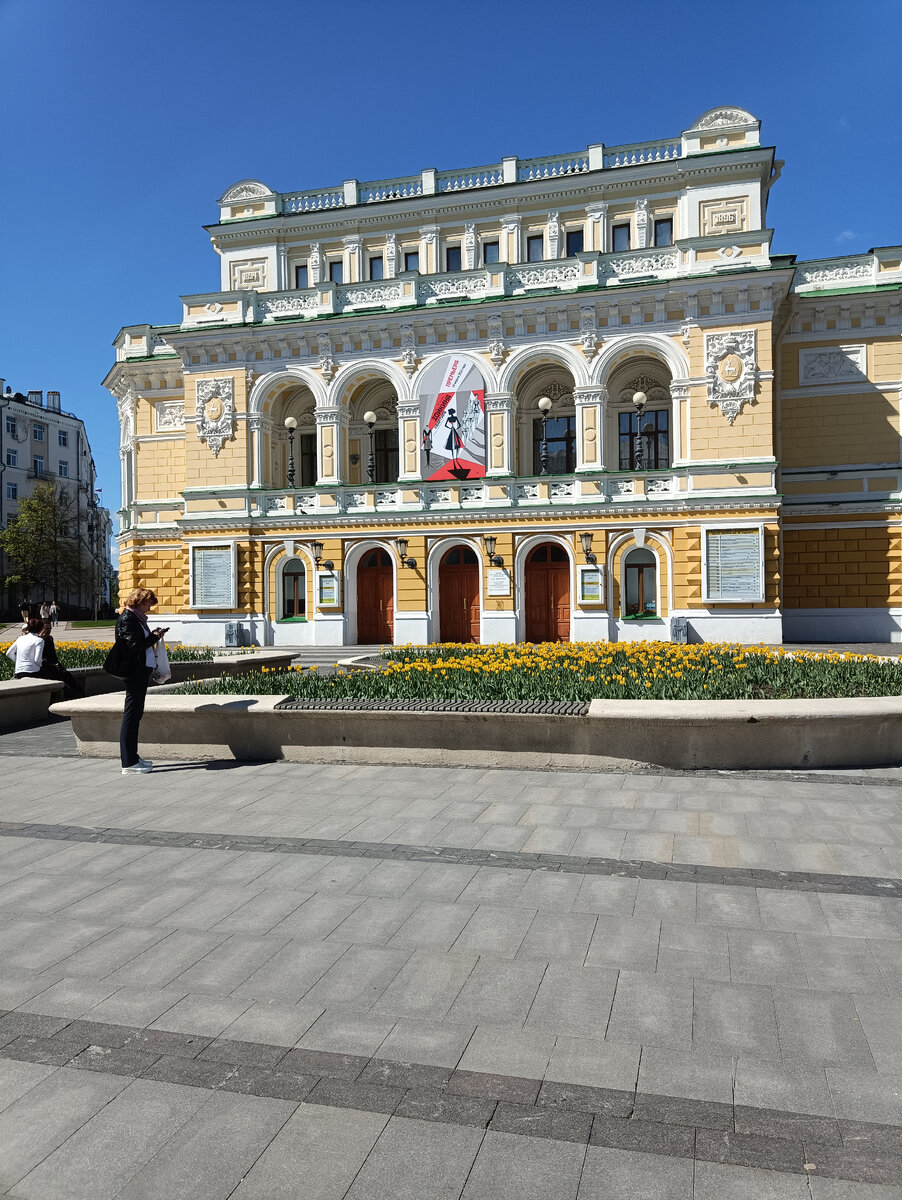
[418,356,486,481]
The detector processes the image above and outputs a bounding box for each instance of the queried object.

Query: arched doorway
[357,549,394,644]
[525,543,570,643]
[281,559,306,619]
[623,548,657,618]
[439,546,480,643]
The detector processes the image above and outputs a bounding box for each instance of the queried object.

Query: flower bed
[173,641,902,702]
[0,640,215,682]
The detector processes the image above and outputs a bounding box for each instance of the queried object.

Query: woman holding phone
[104,588,168,775]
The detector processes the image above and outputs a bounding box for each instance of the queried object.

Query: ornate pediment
[688,107,757,131]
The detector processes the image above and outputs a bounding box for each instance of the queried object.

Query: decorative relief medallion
[798,346,866,384]
[693,108,756,130]
[194,378,235,456]
[705,330,757,424]
[154,402,185,432]
[221,181,270,202]
[699,197,749,237]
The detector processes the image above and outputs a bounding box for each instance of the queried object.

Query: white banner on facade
[418,356,486,481]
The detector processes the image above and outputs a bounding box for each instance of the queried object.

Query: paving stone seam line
[1,820,899,898]
[0,1013,898,1186]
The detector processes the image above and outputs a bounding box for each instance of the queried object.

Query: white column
[385,233,397,278]
[586,202,608,253]
[574,387,605,472]
[343,236,361,284]
[315,408,344,484]
[501,215,521,263]
[309,242,322,285]
[397,401,421,481]
[419,225,438,273]
[635,199,649,249]
[547,212,561,259]
[248,412,264,487]
[464,222,477,271]
[484,393,514,477]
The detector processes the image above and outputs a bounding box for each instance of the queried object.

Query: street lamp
[284,416,297,487]
[483,534,504,567]
[537,396,552,476]
[309,539,333,572]
[632,391,648,472]
[363,410,377,484]
[394,537,417,569]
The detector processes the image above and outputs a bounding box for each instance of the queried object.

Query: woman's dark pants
[120,669,152,767]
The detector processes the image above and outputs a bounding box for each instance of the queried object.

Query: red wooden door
[525,543,571,642]
[357,549,394,644]
[439,546,480,643]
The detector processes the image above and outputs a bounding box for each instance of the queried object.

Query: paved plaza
[0,722,900,1198]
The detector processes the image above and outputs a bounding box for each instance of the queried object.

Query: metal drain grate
[275,698,590,716]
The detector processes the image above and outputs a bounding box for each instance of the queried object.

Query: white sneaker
[122,763,152,775]
[137,758,153,768]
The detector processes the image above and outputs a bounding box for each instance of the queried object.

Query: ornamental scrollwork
[194,378,235,456]
[693,108,756,130]
[797,262,871,286]
[154,402,185,432]
[506,264,579,288]
[611,251,678,277]
[705,330,757,425]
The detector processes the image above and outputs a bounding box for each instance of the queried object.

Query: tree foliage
[0,481,84,600]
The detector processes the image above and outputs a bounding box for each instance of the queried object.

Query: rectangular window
[374,427,399,483]
[6,483,16,501]
[192,545,235,607]
[58,429,68,447]
[527,234,544,262]
[566,229,584,257]
[58,460,69,478]
[654,218,674,247]
[295,264,309,289]
[483,240,500,264]
[705,529,764,602]
[329,260,343,284]
[445,245,462,272]
[33,424,44,442]
[618,410,670,471]
[369,255,384,281]
[611,223,631,252]
[404,250,419,272]
[299,433,317,487]
[5,449,16,468]
[5,416,15,436]
[533,415,576,475]
[33,455,44,476]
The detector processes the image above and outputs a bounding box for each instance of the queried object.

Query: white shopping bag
[153,637,172,684]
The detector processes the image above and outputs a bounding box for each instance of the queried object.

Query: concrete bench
[0,677,64,731]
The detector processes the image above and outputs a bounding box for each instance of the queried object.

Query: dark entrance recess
[524,542,570,643]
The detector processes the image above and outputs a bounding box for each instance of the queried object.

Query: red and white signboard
[418,356,486,481]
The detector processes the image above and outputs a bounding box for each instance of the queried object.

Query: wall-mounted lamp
[394,537,417,569]
[579,532,597,564]
[363,410,377,484]
[483,534,504,567]
[309,539,334,572]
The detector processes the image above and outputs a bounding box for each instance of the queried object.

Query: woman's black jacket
[103,611,159,680]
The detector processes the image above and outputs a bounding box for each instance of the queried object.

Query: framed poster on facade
[577,565,604,605]
[418,355,486,482]
[703,528,764,602]
[486,568,511,597]
[317,571,341,607]
[191,546,234,608]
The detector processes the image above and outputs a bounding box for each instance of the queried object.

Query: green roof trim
[793,282,900,298]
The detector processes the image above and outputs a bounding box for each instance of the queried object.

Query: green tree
[0,481,83,602]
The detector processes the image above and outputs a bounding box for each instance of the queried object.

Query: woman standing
[5,618,45,677]
[103,588,167,775]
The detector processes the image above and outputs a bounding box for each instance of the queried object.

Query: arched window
[282,559,306,619]
[624,548,657,617]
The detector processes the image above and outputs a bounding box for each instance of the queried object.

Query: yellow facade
[105,107,902,646]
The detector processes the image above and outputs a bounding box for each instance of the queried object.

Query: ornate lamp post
[537,396,552,475]
[364,410,377,484]
[284,416,297,487]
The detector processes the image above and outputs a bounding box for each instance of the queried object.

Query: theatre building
[104,107,902,646]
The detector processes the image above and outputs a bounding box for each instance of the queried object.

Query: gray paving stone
[516,912,597,964]
[387,900,477,953]
[734,1056,835,1118]
[457,867,531,907]
[80,985,190,1028]
[461,1128,585,1200]
[451,904,537,959]
[773,988,878,1070]
[149,993,252,1038]
[231,941,348,1003]
[266,892,364,940]
[570,875,638,916]
[638,1045,735,1105]
[169,933,290,995]
[798,935,891,996]
[344,1114,485,1200]
[809,1179,902,1200]
[0,1059,57,1114]
[632,878,698,922]
[692,979,782,1061]
[209,887,312,934]
[515,871,582,912]
[728,929,809,988]
[544,1037,640,1091]
[826,1066,902,1124]
[349,860,429,897]
[605,970,693,1051]
[446,959,546,1026]
[584,915,661,972]
[229,1102,389,1199]
[302,945,412,1012]
[693,1160,811,1199]
[855,993,902,1071]
[375,1019,475,1069]
[297,1011,397,1057]
[373,950,478,1020]
[456,1026,555,1080]
[103,929,231,989]
[395,1087,496,1127]
[326,896,422,945]
[525,963,618,1037]
[577,1144,695,1200]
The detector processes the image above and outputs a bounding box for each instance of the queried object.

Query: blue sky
[1,0,900,526]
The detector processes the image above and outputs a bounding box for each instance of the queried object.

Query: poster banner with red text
[417,356,486,481]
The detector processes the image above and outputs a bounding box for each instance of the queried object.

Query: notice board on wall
[192,546,234,608]
[705,529,762,601]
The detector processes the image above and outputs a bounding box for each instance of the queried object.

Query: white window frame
[58,460,69,478]
[58,430,68,447]
[5,416,15,436]
[701,522,765,604]
[189,541,237,609]
[6,483,17,501]
[33,424,44,442]
[6,449,17,468]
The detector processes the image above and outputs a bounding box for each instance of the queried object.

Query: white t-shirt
[5,633,45,674]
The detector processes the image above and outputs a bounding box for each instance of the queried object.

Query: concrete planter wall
[51,692,902,771]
